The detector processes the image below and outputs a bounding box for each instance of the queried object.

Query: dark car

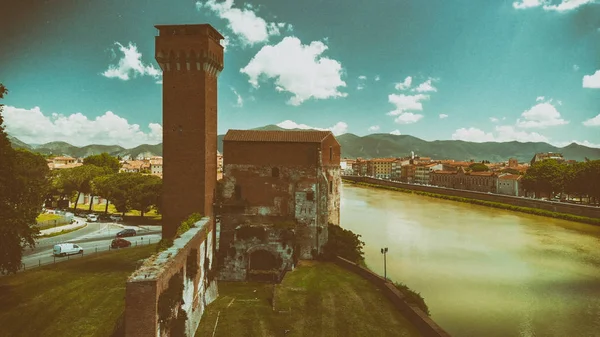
[116,228,136,238]
[111,238,132,249]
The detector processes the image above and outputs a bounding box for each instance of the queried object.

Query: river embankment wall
[342,176,600,221]
[334,256,451,337]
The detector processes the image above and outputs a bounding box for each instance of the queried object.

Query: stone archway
[246,247,282,282]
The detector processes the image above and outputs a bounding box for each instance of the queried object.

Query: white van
[53,243,83,257]
[86,214,98,222]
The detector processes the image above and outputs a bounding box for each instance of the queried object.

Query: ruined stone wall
[125,217,217,337]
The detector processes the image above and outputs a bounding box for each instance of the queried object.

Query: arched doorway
[247,249,281,282]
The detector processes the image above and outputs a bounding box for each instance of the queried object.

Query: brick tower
[155,24,224,239]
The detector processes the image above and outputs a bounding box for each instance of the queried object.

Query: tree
[0,84,51,274]
[131,175,162,217]
[91,174,114,214]
[83,152,121,174]
[62,164,108,211]
[469,163,489,172]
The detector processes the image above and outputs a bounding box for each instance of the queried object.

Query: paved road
[21,233,162,269]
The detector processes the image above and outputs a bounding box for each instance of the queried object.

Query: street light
[381,247,388,281]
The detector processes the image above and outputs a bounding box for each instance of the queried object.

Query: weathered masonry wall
[125,217,217,337]
[334,257,452,337]
[343,176,600,219]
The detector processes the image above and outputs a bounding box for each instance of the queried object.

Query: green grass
[37,223,87,238]
[196,261,421,337]
[74,203,162,224]
[344,179,600,226]
[0,245,156,337]
[36,213,62,223]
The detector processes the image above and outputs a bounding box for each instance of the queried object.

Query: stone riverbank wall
[343,176,600,220]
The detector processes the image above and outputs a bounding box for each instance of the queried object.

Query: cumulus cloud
[374,75,381,82]
[196,0,292,46]
[2,106,162,148]
[583,70,600,88]
[102,42,161,83]
[490,117,499,123]
[394,112,424,124]
[439,114,448,119]
[231,87,243,107]
[452,126,549,143]
[394,76,412,91]
[368,125,380,132]
[536,96,545,102]
[583,114,600,126]
[515,101,569,128]
[513,0,597,11]
[573,64,580,71]
[240,36,347,106]
[387,94,429,116]
[276,120,348,135]
[390,130,401,135]
[412,78,437,93]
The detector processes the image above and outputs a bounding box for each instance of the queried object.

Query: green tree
[469,163,489,172]
[131,175,162,217]
[83,152,121,173]
[322,223,365,263]
[523,160,567,198]
[91,174,115,214]
[62,164,108,211]
[0,84,51,274]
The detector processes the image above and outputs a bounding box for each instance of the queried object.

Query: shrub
[392,282,430,316]
[176,212,203,237]
[322,223,365,264]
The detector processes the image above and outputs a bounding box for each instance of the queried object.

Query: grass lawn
[196,261,421,337]
[0,245,156,337]
[74,203,162,224]
[36,213,62,223]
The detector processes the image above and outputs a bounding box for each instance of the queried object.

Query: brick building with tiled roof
[218,129,341,281]
[430,167,500,193]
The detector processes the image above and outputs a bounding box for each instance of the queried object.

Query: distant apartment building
[366,158,397,179]
[429,167,499,193]
[352,159,368,176]
[340,158,356,175]
[414,163,442,185]
[401,164,416,182]
[120,160,150,173]
[47,156,83,170]
[149,156,163,177]
[530,152,564,166]
[217,151,224,173]
[497,174,523,196]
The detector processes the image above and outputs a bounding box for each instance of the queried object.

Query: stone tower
[155,24,224,239]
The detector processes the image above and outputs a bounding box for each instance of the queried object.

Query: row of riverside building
[341,152,568,197]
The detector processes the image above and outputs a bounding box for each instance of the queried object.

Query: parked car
[116,228,136,237]
[111,238,132,249]
[86,214,98,222]
[110,215,123,222]
[53,243,83,257]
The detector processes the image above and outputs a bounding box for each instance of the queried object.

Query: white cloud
[412,78,437,93]
[394,112,424,124]
[231,87,243,107]
[2,106,162,148]
[240,36,347,106]
[490,117,499,123]
[368,125,380,132]
[390,130,401,135]
[196,0,291,46]
[583,114,600,126]
[439,114,449,119]
[516,101,569,128]
[387,94,429,116]
[374,75,381,82]
[394,76,412,91]
[276,120,348,135]
[536,96,545,101]
[452,125,549,143]
[513,0,597,11]
[357,75,367,90]
[583,70,600,88]
[573,64,580,71]
[221,35,232,51]
[102,42,161,83]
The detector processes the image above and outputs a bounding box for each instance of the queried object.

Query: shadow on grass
[110,312,125,337]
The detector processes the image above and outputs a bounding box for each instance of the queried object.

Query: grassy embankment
[36,213,65,230]
[0,245,156,337]
[74,203,161,225]
[196,261,421,337]
[344,179,600,226]
[37,223,88,238]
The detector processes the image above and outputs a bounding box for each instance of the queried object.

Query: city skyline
[1,0,599,148]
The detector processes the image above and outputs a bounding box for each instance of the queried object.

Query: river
[339,183,600,337]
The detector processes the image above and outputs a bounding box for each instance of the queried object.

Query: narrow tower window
[234,184,242,200]
[329,146,333,161]
[329,181,333,194]
[271,167,279,178]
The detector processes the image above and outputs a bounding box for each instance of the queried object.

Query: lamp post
[381,247,388,281]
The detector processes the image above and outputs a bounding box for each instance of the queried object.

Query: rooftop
[223,129,333,143]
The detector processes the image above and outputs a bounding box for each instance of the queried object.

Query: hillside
[8,126,600,162]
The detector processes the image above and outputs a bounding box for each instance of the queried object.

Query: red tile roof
[223,130,333,143]
[469,171,496,176]
[499,174,522,181]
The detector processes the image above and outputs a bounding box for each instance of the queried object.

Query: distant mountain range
[8,125,600,162]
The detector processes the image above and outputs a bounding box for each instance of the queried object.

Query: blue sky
[1,0,599,148]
